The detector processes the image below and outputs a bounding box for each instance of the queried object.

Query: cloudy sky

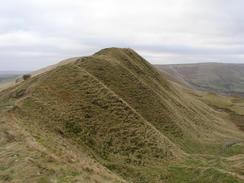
[1,0,244,71]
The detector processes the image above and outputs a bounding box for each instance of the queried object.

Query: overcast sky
[1,0,244,71]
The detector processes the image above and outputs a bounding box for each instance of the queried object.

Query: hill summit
[0,48,243,183]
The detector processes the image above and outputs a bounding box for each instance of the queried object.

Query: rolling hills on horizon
[0,71,26,83]
[156,63,244,96]
[0,71,28,92]
[0,48,244,183]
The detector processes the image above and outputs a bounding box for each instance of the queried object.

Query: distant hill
[0,71,28,81]
[0,49,244,183]
[0,71,28,91]
[156,63,244,96]
[0,71,22,81]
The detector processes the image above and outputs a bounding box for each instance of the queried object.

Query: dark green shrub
[23,74,31,80]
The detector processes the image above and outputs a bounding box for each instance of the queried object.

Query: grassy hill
[0,48,244,183]
[156,63,244,96]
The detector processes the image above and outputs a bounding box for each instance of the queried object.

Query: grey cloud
[1,0,244,70]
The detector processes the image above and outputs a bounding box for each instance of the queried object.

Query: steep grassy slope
[0,48,244,183]
[81,49,243,152]
[0,109,127,183]
[156,63,244,96]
